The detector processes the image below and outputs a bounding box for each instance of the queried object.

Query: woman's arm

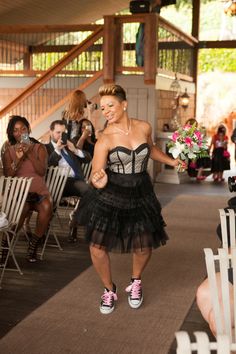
[26,144,48,176]
[145,123,179,167]
[2,147,24,176]
[75,129,90,150]
[90,137,109,189]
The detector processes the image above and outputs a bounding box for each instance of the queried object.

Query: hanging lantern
[180,88,190,109]
[169,74,181,110]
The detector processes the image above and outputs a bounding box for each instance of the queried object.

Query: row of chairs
[176,208,236,352]
[0,166,71,288]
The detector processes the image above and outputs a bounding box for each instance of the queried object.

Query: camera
[228,176,236,192]
[85,100,98,110]
[20,133,31,144]
[61,132,68,145]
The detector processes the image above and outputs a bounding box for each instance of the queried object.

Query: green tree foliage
[199,49,236,73]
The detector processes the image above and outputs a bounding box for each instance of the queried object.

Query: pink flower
[172,132,179,142]
[194,131,202,140]
[184,137,193,146]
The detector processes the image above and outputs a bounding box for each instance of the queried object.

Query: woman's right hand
[91,169,108,189]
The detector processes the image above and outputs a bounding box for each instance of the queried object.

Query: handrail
[31,70,103,129]
[0,24,101,33]
[159,16,198,46]
[0,26,103,119]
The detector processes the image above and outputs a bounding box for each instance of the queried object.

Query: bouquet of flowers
[167,123,209,170]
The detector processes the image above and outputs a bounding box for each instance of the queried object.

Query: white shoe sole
[100,305,115,314]
[128,295,143,309]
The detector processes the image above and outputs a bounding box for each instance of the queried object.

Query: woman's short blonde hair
[65,89,87,120]
[98,84,126,102]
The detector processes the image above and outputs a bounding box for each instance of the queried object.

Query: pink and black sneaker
[125,279,143,309]
[100,286,118,314]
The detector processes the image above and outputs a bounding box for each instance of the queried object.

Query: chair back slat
[204,248,224,334]
[232,250,236,341]
[218,248,232,338]
[0,176,32,226]
[219,209,236,248]
[204,248,236,341]
[46,167,70,206]
[81,161,92,182]
[175,331,233,353]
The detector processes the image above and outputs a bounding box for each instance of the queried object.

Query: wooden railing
[0,24,102,75]
[0,14,197,146]
[0,26,103,145]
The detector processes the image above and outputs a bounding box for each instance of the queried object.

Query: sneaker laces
[101,289,118,306]
[125,279,142,299]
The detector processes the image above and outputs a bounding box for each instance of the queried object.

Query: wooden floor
[0,174,234,352]
[0,207,92,338]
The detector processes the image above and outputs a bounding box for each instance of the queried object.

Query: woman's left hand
[172,158,187,170]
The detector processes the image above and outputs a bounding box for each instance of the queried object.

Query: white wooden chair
[81,160,92,183]
[175,331,236,353]
[39,166,70,260]
[59,160,92,209]
[204,248,236,341]
[219,208,236,249]
[0,176,32,288]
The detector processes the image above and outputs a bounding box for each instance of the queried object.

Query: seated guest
[45,120,91,242]
[45,120,91,197]
[72,118,97,158]
[2,115,53,262]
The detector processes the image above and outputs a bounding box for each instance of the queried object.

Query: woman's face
[100,96,126,124]
[13,121,29,142]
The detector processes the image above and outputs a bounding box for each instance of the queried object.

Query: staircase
[0,26,103,145]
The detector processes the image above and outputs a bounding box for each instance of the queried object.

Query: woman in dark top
[72,118,97,158]
[75,84,184,315]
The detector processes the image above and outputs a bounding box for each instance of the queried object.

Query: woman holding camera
[62,89,97,142]
[2,115,53,262]
[72,119,97,158]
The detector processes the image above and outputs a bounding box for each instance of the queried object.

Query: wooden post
[192,0,200,117]
[114,20,123,71]
[23,49,32,71]
[144,13,157,85]
[103,16,116,83]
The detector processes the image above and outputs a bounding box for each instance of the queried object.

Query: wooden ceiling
[0,0,129,24]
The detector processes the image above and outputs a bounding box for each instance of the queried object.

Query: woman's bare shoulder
[131,118,151,131]
[95,132,110,150]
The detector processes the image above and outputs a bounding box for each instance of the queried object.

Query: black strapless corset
[108,143,150,174]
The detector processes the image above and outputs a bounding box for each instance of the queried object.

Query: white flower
[169,142,185,159]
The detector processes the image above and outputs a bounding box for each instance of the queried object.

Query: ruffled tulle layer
[75,170,168,253]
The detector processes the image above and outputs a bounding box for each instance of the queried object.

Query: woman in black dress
[76,84,184,314]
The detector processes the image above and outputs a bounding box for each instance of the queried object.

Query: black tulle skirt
[75,170,168,253]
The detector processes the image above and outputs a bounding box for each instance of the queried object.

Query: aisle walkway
[0,170,234,353]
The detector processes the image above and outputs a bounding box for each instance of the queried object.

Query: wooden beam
[192,0,200,39]
[198,40,236,48]
[158,42,193,49]
[103,16,116,83]
[144,13,157,85]
[0,24,101,33]
[159,16,198,46]
[157,68,193,82]
[191,0,200,105]
[116,66,144,73]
